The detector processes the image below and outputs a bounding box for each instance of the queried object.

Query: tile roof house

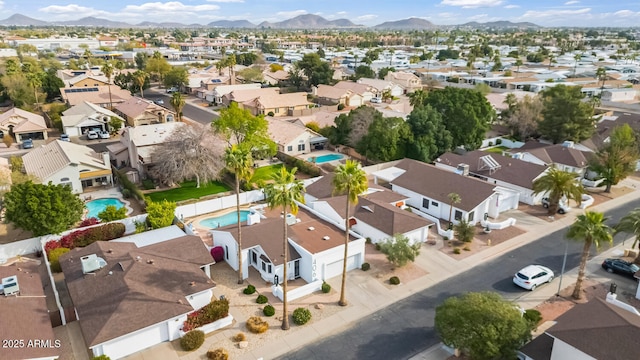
[384,71,422,93]
[333,81,376,102]
[222,87,280,106]
[312,84,364,107]
[23,140,112,194]
[65,73,110,88]
[0,107,48,143]
[263,69,290,86]
[240,92,312,117]
[508,141,591,176]
[0,262,59,360]
[357,78,404,97]
[373,158,513,225]
[519,298,640,360]
[60,85,132,107]
[209,83,262,104]
[61,101,124,137]
[60,235,216,359]
[435,150,549,205]
[114,97,176,126]
[266,117,327,155]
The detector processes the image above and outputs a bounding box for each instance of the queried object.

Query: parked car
[87,130,99,140]
[154,99,164,105]
[60,134,70,142]
[21,138,33,149]
[370,97,382,103]
[541,197,570,214]
[98,131,110,139]
[513,265,554,290]
[166,87,178,93]
[601,258,640,279]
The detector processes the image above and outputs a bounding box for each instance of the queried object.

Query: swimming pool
[200,210,252,229]
[86,198,126,219]
[308,154,344,164]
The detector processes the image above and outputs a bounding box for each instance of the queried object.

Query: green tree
[41,68,64,102]
[98,205,127,222]
[4,181,84,236]
[614,208,640,265]
[134,52,148,70]
[296,53,334,87]
[145,57,171,83]
[435,292,533,360]
[422,87,494,150]
[332,160,368,306]
[1,73,35,109]
[377,66,395,80]
[589,124,639,192]
[566,211,613,299]
[108,116,123,134]
[379,234,421,268]
[408,89,428,107]
[213,102,275,156]
[405,105,453,162]
[225,145,254,284]
[596,67,607,92]
[145,200,176,229]
[164,66,189,88]
[132,70,147,98]
[264,167,306,330]
[532,168,584,215]
[352,65,375,80]
[323,113,351,146]
[356,116,411,162]
[504,94,543,141]
[102,62,114,109]
[538,85,594,143]
[170,92,185,122]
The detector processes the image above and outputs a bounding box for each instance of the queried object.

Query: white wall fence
[481,137,525,150]
[176,190,265,219]
[0,237,42,260]
[406,207,454,239]
[271,280,324,302]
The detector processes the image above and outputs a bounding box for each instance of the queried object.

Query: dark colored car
[601,258,640,279]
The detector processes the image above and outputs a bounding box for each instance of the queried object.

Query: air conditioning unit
[456,164,470,176]
[81,254,108,274]
[285,213,297,226]
[2,276,19,296]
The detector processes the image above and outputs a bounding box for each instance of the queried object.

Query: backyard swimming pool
[200,210,252,229]
[86,198,126,219]
[308,153,344,164]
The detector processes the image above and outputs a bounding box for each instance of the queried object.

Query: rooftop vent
[456,163,470,176]
[322,236,330,241]
[285,213,297,226]
[190,281,196,287]
[308,226,315,231]
[1,276,19,296]
[147,259,155,265]
[81,254,107,274]
[562,140,575,148]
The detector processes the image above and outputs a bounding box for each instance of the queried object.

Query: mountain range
[0,13,540,29]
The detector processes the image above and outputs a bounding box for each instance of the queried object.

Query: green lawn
[484,146,508,154]
[249,164,283,184]
[145,180,231,203]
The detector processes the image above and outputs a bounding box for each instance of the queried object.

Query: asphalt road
[279,201,639,360]
[145,88,218,125]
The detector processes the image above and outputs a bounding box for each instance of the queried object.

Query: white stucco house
[357,78,404,97]
[507,141,591,176]
[22,140,113,194]
[266,117,327,155]
[61,100,124,137]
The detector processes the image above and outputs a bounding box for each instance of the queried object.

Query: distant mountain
[257,14,362,29]
[208,20,256,28]
[0,13,48,26]
[459,21,540,29]
[373,18,436,30]
[53,17,132,28]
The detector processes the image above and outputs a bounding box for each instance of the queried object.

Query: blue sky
[1,1,639,27]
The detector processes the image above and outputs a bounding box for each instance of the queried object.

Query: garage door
[498,193,518,212]
[324,255,360,280]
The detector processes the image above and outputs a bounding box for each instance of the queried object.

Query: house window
[431,201,439,207]
[275,108,279,113]
[262,262,266,271]
[468,211,475,222]
[287,145,293,152]
[225,245,229,260]
[454,210,462,221]
[422,198,429,209]
[268,264,272,273]
[297,144,305,151]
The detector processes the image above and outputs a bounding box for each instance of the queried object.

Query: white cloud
[518,7,591,19]
[614,10,640,17]
[275,10,308,18]
[504,5,519,9]
[355,14,378,21]
[122,2,220,13]
[40,4,105,15]
[564,1,579,4]
[205,0,244,2]
[440,0,504,8]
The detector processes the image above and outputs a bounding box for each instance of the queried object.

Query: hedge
[114,168,145,202]
[57,223,126,250]
[182,298,229,332]
[180,330,205,351]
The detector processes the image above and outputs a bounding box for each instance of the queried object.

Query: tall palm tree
[614,208,640,265]
[133,71,147,98]
[102,62,114,110]
[225,145,254,284]
[532,168,584,215]
[25,72,42,111]
[514,59,523,78]
[447,193,461,229]
[264,167,305,330]
[566,211,613,299]
[596,67,607,95]
[170,92,185,122]
[573,53,581,76]
[332,160,368,307]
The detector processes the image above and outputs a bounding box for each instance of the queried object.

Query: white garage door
[498,193,518,212]
[324,254,360,280]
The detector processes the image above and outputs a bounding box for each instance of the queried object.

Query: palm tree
[447,193,461,229]
[614,208,640,265]
[596,67,607,95]
[225,145,254,284]
[573,53,581,76]
[408,89,428,107]
[332,160,368,307]
[25,72,42,111]
[264,167,305,330]
[532,168,583,215]
[102,62,114,110]
[514,59,523,78]
[133,71,147,98]
[566,211,613,299]
[170,92,185,122]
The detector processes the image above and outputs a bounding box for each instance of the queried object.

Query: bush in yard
[49,247,70,273]
[243,284,256,295]
[145,199,176,229]
[207,348,229,360]
[453,248,461,254]
[182,298,229,332]
[233,332,246,342]
[210,246,224,262]
[256,294,268,304]
[180,330,205,351]
[321,281,331,293]
[44,240,61,256]
[379,234,421,267]
[246,316,269,333]
[78,217,100,228]
[496,138,503,145]
[454,219,475,243]
[98,205,127,222]
[361,262,371,271]
[524,309,542,327]
[389,276,401,285]
[463,245,471,251]
[292,307,312,325]
[263,305,275,317]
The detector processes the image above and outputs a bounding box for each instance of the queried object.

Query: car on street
[60,134,70,142]
[87,130,99,140]
[513,264,554,290]
[98,130,110,139]
[166,87,178,93]
[370,97,382,103]
[154,99,164,105]
[21,138,33,149]
[541,197,570,214]
[601,258,640,279]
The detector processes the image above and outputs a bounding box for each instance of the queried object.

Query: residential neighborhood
[1,5,640,360]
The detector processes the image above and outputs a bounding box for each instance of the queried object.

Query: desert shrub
[488,141,494,146]
[44,240,61,256]
[267,111,274,116]
[292,307,312,325]
[78,217,100,228]
[182,298,229,332]
[263,305,275,317]
[180,330,205,351]
[389,276,400,285]
[233,332,246,342]
[365,237,372,244]
[443,236,449,241]
[524,309,542,325]
[91,356,111,360]
[453,248,461,254]
[211,246,224,262]
[321,281,331,293]
[337,103,345,110]
[463,245,471,251]
[134,220,147,233]
[58,222,127,249]
[98,205,127,222]
[454,219,475,243]
[361,262,371,271]
[49,247,70,273]
[379,234,421,267]
[121,188,132,199]
[246,316,269,333]
[243,284,256,295]
[256,294,268,304]
[375,243,381,251]
[207,348,229,360]
[496,138,503,145]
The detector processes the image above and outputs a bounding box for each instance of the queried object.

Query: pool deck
[186,205,263,247]
[299,150,347,165]
[82,187,134,219]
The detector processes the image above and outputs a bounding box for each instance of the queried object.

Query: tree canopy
[589,124,639,192]
[405,105,453,162]
[435,291,533,360]
[379,234,421,267]
[296,53,334,87]
[538,85,594,143]
[356,116,411,162]
[213,102,276,157]
[145,200,176,229]
[532,168,584,215]
[4,181,84,236]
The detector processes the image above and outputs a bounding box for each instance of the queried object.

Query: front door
[251,251,257,264]
[294,260,300,279]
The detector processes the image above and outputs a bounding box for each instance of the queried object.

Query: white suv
[513,265,554,291]
[541,197,570,214]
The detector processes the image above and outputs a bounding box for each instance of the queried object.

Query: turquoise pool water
[200,210,252,228]
[86,198,125,218]
[309,154,344,164]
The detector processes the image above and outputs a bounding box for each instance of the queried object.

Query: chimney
[101,152,110,166]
